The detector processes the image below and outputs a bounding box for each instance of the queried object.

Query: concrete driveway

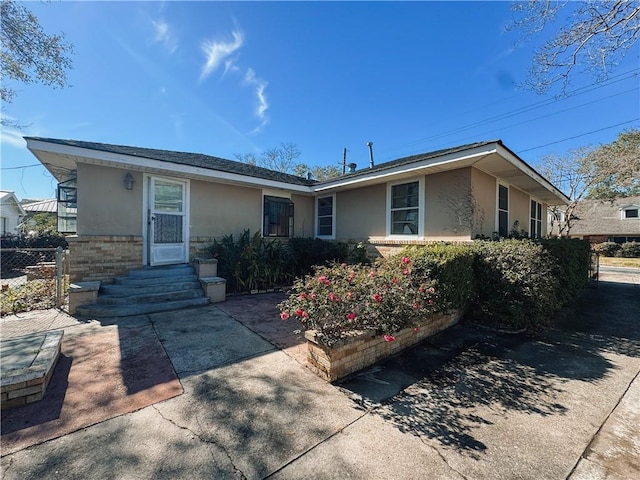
[1,269,638,479]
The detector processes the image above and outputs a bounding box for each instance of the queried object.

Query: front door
[148,177,188,266]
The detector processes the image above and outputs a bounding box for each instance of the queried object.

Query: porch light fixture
[124,172,135,190]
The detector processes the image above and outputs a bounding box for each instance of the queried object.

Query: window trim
[496,183,509,238]
[621,206,640,219]
[262,195,294,238]
[386,178,425,238]
[315,193,336,239]
[530,198,543,239]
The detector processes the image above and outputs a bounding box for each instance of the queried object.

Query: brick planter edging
[304,311,462,382]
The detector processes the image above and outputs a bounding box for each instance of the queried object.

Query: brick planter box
[305,311,462,382]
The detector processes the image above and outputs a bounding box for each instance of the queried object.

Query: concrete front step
[125,264,195,279]
[76,263,211,318]
[76,297,210,318]
[114,274,198,286]
[100,281,202,297]
[98,288,204,305]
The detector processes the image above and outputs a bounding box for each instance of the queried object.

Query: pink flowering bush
[278,255,441,346]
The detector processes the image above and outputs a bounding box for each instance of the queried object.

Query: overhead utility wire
[377,68,639,156]
[517,118,640,153]
[0,163,42,170]
[424,87,638,152]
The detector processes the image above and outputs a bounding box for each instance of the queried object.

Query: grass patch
[598,256,640,268]
[0,278,67,316]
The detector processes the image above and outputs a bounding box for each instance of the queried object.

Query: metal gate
[0,247,68,317]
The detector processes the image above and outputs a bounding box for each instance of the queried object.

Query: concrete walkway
[1,269,638,479]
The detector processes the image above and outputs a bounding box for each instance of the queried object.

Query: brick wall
[364,238,474,261]
[584,235,608,244]
[305,311,461,382]
[189,236,216,260]
[66,235,143,282]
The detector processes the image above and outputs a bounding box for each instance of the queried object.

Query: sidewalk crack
[424,441,469,480]
[151,405,247,480]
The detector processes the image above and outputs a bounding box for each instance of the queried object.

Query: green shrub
[281,238,592,340]
[471,240,560,332]
[0,279,57,316]
[0,232,68,249]
[539,238,590,306]
[279,255,440,346]
[287,237,349,277]
[616,241,640,258]
[207,230,291,293]
[593,241,621,257]
[400,243,475,312]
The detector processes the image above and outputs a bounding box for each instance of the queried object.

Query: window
[316,195,335,238]
[263,196,294,237]
[623,208,639,219]
[498,184,509,237]
[57,177,77,233]
[389,181,420,235]
[530,200,543,239]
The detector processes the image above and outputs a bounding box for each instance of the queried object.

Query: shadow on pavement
[339,276,639,458]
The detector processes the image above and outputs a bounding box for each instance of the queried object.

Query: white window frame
[386,178,425,238]
[621,206,640,219]
[315,193,336,239]
[530,198,543,239]
[496,182,509,237]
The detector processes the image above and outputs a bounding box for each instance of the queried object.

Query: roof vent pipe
[347,162,357,173]
[342,147,347,175]
[367,142,374,168]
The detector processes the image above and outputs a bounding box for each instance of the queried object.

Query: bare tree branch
[509,1,640,94]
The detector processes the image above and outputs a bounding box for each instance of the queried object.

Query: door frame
[142,174,190,266]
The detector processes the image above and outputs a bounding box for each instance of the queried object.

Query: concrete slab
[154,348,365,480]
[1,322,182,455]
[1,405,242,480]
[1,268,638,480]
[569,372,640,479]
[271,412,461,480]
[217,292,309,366]
[148,305,276,377]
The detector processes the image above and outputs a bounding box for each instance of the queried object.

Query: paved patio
[0,268,638,479]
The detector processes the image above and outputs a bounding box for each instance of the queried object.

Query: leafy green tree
[27,212,57,234]
[587,128,640,200]
[1,0,73,125]
[509,1,640,94]
[540,128,640,235]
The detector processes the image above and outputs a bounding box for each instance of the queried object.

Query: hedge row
[593,241,640,258]
[399,238,591,333]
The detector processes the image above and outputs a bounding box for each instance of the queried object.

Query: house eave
[25,138,312,194]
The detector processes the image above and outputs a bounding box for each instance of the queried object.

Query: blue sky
[2,1,639,200]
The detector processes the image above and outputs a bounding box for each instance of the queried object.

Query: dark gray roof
[26,137,509,189]
[25,137,315,186]
[570,196,640,236]
[329,140,500,181]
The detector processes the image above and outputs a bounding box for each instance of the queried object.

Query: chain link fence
[1,247,68,318]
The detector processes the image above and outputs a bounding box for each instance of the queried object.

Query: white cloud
[200,30,244,81]
[223,58,240,77]
[0,128,26,148]
[152,19,178,54]
[243,68,269,131]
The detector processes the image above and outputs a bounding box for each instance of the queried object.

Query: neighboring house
[25,137,569,282]
[21,198,77,234]
[563,196,640,244]
[0,191,25,235]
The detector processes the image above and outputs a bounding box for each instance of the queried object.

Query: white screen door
[149,177,188,265]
